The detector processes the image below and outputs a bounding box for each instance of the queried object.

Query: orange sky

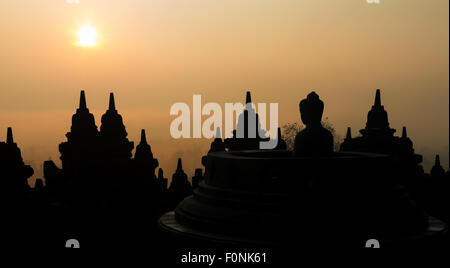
[0,0,448,185]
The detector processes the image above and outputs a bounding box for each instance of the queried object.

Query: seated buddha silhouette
[294,92,334,156]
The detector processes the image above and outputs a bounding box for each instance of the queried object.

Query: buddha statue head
[294,92,334,156]
[299,91,324,128]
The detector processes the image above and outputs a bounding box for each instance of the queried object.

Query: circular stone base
[159,211,448,249]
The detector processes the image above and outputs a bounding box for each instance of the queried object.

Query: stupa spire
[109,92,116,111]
[140,129,147,144]
[402,126,407,138]
[361,89,394,135]
[177,158,183,172]
[435,155,441,166]
[246,91,252,104]
[374,89,381,107]
[158,168,164,179]
[431,154,445,178]
[346,127,352,140]
[215,127,222,139]
[79,90,87,110]
[6,127,13,144]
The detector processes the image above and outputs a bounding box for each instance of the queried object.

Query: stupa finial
[109,92,116,111]
[79,90,87,110]
[402,126,407,138]
[346,127,352,140]
[140,129,147,144]
[177,158,183,172]
[6,127,13,144]
[215,127,222,139]
[246,91,252,104]
[374,89,381,107]
[435,155,441,166]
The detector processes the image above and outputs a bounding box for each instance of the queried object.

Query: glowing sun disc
[77,25,97,47]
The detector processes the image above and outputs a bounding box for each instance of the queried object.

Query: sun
[77,25,97,47]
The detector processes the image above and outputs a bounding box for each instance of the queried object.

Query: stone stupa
[159,91,447,251]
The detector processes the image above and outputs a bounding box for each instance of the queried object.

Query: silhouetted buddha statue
[294,92,333,156]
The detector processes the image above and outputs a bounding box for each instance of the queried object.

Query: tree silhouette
[282,117,341,151]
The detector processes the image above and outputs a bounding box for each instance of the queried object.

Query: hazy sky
[0,0,448,185]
